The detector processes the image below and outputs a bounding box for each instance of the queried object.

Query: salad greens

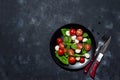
[61,28,69,36]
[55,51,68,65]
[83,32,89,37]
[71,44,77,49]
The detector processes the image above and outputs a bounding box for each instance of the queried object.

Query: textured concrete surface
[0,0,120,80]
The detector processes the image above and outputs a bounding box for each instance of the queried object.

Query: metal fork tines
[95,33,109,56]
[102,33,110,42]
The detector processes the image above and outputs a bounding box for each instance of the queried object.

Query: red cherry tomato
[76,29,83,36]
[58,49,64,56]
[76,36,83,41]
[57,38,63,44]
[67,49,74,56]
[68,56,76,64]
[59,43,64,49]
[77,43,83,49]
[79,57,85,63]
[84,44,91,51]
[70,29,76,36]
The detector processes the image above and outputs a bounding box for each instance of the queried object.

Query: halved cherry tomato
[59,43,64,49]
[70,29,76,36]
[57,38,63,44]
[84,44,91,51]
[79,57,85,63]
[76,36,83,41]
[58,49,64,56]
[67,49,74,56]
[76,29,83,36]
[68,56,76,64]
[77,43,83,49]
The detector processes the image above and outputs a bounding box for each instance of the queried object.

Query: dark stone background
[0,0,120,80]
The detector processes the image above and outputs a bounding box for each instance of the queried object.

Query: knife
[90,36,111,79]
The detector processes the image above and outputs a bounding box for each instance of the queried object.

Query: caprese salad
[55,28,92,65]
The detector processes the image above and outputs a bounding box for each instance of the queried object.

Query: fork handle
[84,56,95,73]
[90,53,103,79]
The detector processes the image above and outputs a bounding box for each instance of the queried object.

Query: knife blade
[89,36,111,79]
[99,36,111,54]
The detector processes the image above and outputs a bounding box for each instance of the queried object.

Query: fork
[84,34,108,73]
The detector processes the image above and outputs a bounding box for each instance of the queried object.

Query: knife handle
[90,53,103,79]
[90,60,100,79]
[84,56,95,73]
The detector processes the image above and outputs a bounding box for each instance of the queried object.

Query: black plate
[50,23,96,71]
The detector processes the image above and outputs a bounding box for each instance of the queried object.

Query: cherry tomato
[68,56,76,64]
[70,29,76,36]
[67,49,74,56]
[58,49,64,56]
[59,43,64,49]
[76,36,83,41]
[79,57,85,63]
[57,38,63,44]
[84,44,91,51]
[76,29,83,36]
[77,43,83,49]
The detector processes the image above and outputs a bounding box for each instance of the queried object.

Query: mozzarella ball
[82,38,88,42]
[71,35,76,40]
[85,53,90,59]
[66,31,70,36]
[55,45,59,51]
[76,57,80,61]
[75,49,81,53]
[74,39,79,43]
